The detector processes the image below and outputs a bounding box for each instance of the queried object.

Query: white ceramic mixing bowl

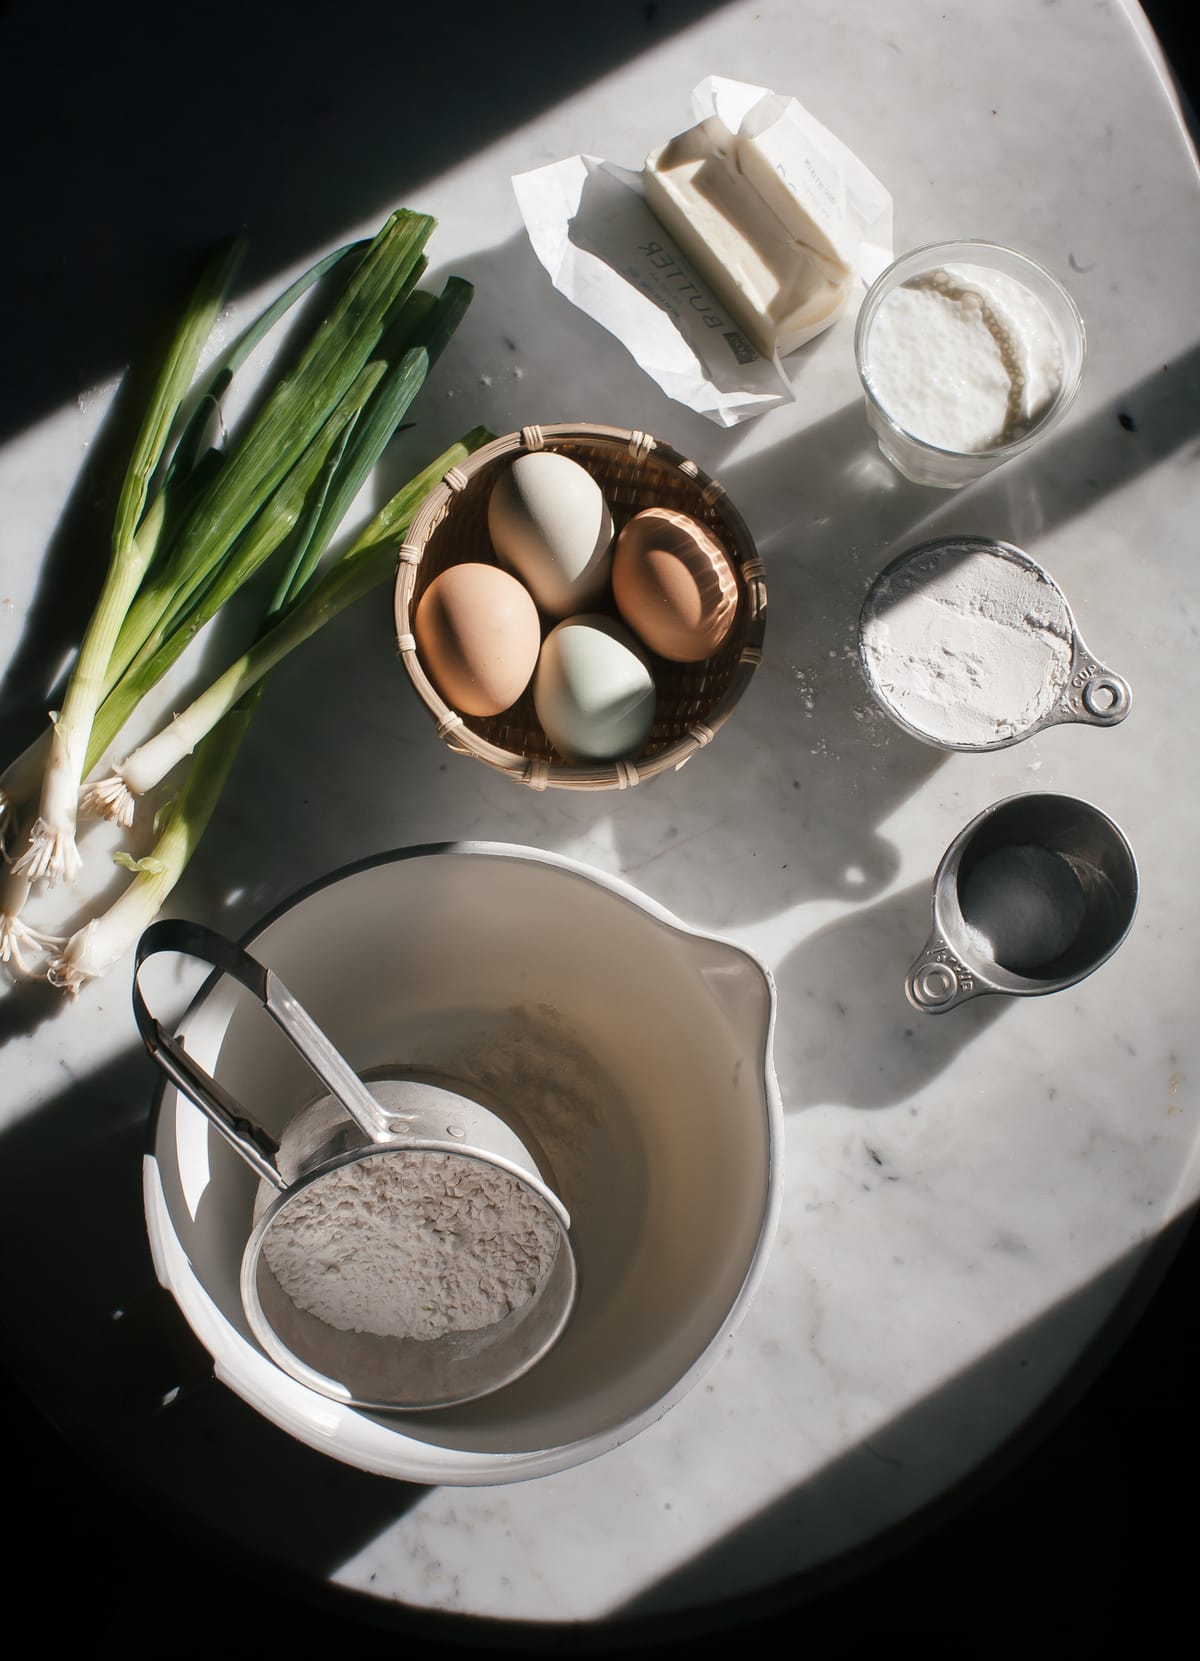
[144,842,782,1485]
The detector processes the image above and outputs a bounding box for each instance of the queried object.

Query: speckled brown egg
[612,508,739,662]
[414,563,541,717]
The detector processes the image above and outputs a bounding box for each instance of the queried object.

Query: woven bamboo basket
[394,422,767,790]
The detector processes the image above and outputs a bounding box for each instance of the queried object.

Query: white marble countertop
[1,0,1198,1636]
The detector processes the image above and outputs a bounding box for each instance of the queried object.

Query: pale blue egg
[534,616,657,762]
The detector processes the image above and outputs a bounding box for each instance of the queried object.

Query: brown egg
[414,563,541,717]
[612,508,739,662]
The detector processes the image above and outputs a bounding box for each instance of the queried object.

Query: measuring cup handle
[905,933,982,1014]
[1065,637,1132,729]
[134,920,287,1189]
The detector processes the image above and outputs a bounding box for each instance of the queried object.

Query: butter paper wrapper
[512,76,893,428]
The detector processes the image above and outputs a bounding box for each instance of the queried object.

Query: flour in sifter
[263,1149,561,1342]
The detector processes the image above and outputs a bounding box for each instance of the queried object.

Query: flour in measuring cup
[860,543,1074,747]
[865,265,1064,453]
[263,1150,560,1341]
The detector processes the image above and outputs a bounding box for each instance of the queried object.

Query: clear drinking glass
[854,240,1086,489]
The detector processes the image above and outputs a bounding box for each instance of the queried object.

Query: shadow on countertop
[5,1199,1197,1653]
[0,0,734,449]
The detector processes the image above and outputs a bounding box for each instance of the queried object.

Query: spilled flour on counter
[263,1150,560,1341]
[860,543,1073,747]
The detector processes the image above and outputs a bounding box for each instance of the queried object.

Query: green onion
[267,288,441,612]
[88,359,388,758]
[10,238,244,884]
[3,209,473,990]
[164,239,366,490]
[61,425,489,989]
[103,210,433,692]
[0,857,64,976]
[88,278,474,802]
[84,428,490,826]
[0,240,361,846]
[49,700,259,995]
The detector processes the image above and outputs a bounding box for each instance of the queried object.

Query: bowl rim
[143,839,784,1485]
[394,423,767,790]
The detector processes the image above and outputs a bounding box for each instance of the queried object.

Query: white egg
[488,452,615,618]
[534,616,657,763]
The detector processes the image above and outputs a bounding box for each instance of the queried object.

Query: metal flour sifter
[133,919,577,1411]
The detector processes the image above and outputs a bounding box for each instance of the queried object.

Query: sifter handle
[133,919,399,1189]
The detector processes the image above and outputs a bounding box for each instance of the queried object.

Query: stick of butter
[644,116,853,358]
[511,80,891,423]
[643,78,891,361]
[737,95,855,267]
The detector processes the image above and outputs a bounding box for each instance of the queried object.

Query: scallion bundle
[1,211,482,992]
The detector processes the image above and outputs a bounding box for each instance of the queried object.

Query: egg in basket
[394,423,766,790]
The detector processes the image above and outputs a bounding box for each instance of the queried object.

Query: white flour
[860,543,1073,747]
[865,264,1064,453]
[960,844,1086,972]
[263,1150,561,1342]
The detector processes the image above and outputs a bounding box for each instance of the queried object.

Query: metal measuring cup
[133,919,577,1410]
[858,537,1132,751]
[905,794,1138,1013]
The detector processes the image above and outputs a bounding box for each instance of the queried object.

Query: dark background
[2,3,1197,1654]
[4,1203,1196,1654]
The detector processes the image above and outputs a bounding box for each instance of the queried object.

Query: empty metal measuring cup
[906,793,1138,1013]
[859,538,1132,751]
[133,919,577,1410]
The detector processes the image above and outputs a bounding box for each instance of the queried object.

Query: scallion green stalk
[83,360,386,769]
[0,456,189,845]
[102,212,433,692]
[84,282,474,817]
[164,239,366,490]
[55,416,490,993]
[11,239,244,884]
[84,428,490,824]
[5,208,475,993]
[0,244,365,841]
[267,289,439,612]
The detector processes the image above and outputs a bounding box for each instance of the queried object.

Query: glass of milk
[854,241,1086,488]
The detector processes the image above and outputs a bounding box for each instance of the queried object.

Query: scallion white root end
[10,814,83,885]
[1,916,64,977]
[0,870,64,977]
[46,922,104,997]
[81,772,137,829]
